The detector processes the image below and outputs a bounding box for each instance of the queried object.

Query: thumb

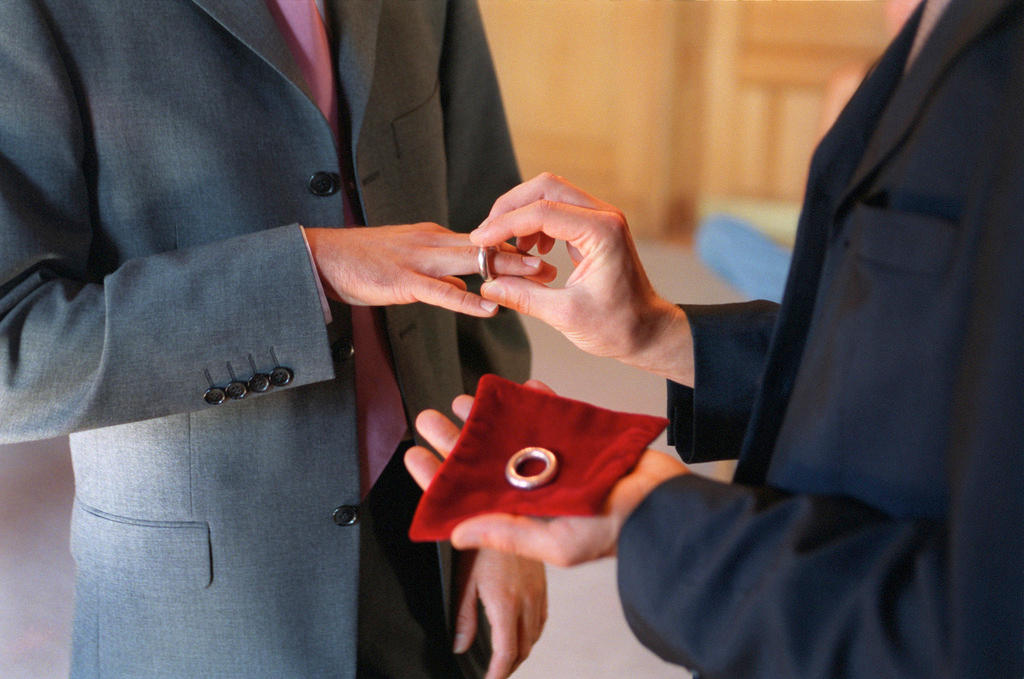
[480,277,567,327]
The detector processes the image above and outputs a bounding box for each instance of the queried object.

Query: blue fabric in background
[695,213,793,303]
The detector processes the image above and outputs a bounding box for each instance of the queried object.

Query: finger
[368,222,471,249]
[441,275,468,291]
[453,572,479,655]
[523,379,555,394]
[566,242,585,265]
[486,172,609,220]
[409,242,545,281]
[456,514,615,567]
[451,515,558,562]
[522,265,560,285]
[452,394,474,421]
[536,233,556,255]
[403,446,443,490]
[488,250,557,281]
[631,447,691,480]
[531,583,549,648]
[515,567,546,663]
[479,276,569,327]
[411,274,498,317]
[413,409,462,457]
[515,232,556,255]
[517,605,539,667]
[472,200,625,254]
[484,602,518,679]
[516,233,541,253]
[491,242,558,280]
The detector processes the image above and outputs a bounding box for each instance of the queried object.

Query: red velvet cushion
[409,374,668,542]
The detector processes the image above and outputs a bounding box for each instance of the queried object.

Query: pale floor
[0,239,743,678]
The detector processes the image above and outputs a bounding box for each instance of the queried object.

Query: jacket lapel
[325,0,383,151]
[190,0,384,151]
[838,0,1020,210]
[189,0,316,105]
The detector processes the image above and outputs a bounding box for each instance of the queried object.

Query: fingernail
[523,256,541,269]
[453,633,469,654]
[480,300,498,314]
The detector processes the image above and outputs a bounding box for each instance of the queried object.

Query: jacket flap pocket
[71,499,212,590]
[391,80,442,159]
[846,203,957,275]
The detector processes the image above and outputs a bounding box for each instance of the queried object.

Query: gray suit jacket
[0,1,528,676]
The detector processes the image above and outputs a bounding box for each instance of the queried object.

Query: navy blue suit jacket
[618,2,1024,676]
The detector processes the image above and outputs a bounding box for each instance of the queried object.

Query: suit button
[248,373,271,393]
[332,339,355,360]
[203,387,226,405]
[270,366,293,387]
[332,505,359,526]
[308,171,340,196]
[225,381,248,400]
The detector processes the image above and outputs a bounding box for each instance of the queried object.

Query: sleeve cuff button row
[203,366,293,405]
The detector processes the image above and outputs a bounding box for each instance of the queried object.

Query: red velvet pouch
[409,374,669,542]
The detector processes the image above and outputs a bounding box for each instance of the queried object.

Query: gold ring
[505,446,558,490]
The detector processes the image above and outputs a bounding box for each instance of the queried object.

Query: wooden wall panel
[479,0,891,238]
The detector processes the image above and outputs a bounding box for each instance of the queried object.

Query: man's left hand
[454,547,547,679]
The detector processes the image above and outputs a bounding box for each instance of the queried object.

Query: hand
[453,548,547,679]
[451,448,688,567]
[304,223,556,317]
[404,381,689,567]
[470,173,694,384]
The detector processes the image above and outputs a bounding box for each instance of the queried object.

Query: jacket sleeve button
[225,381,248,400]
[204,387,226,405]
[247,373,271,393]
[270,366,293,387]
[332,505,359,526]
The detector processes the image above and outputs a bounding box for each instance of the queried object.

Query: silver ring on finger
[477,246,497,282]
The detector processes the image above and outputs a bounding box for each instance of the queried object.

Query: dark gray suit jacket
[619,1,1024,677]
[0,1,528,676]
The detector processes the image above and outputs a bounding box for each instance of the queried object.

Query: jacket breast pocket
[71,499,212,591]
[391,79,443,160]
[844,203,958,276]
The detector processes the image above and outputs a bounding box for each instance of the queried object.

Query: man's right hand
[470,173,695,385]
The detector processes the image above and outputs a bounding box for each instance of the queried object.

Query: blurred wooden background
[479,0,891,239]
